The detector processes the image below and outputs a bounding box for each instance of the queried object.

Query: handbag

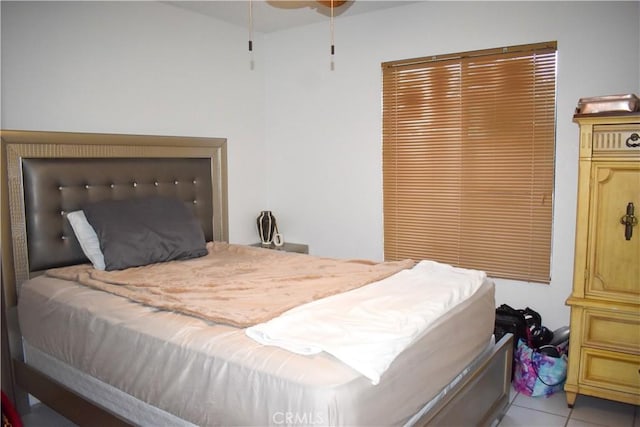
[494,304,529,350]
[495,305,526,379]
[513,339,567,397]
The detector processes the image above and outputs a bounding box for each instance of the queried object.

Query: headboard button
[110,183,115,189]
[132,182,137,188]
[61,235,68,240]
[58,186,63,191]
[193,200,198,205]
[154,181,159,187]
[193,179,197,184]
[174,180,179,185]
[84,184,89,189]
[60,210,65,216]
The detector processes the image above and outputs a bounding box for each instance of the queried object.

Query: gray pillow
[83,196,207,271]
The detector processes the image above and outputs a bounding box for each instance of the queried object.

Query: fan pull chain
[248,0,254,52]
[330,0,335,56]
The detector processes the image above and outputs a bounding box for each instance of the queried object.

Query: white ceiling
[165,1,417,33]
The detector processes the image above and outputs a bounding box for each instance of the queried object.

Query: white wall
[262,1,640,329]
[2,1,639,330]
[1,0,268,244]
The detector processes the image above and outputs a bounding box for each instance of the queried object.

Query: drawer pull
[621,202,638,241]
[626,133,640,148]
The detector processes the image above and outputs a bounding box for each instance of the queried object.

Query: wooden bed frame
[1,130,512,426]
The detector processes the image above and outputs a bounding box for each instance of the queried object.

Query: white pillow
[67,210,106,270]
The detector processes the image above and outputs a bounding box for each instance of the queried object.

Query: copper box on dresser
[576,94,639,115]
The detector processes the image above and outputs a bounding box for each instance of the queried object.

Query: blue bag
[513,339,567,397]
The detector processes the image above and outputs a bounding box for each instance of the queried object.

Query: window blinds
[382,42,557,283]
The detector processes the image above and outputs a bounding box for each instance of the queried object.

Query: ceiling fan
[316,1,348,6]
[265,1,352,17]
[250,1,353,56]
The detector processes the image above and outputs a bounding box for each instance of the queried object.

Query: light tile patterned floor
[498,385,639,427]
[21,386,640,426]
[20,403,77,427]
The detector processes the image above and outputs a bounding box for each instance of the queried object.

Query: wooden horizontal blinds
[382,42,557,283]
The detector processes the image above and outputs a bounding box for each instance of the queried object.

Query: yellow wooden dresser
[565,112,640,407]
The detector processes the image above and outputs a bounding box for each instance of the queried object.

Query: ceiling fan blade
[265,0,351,13]
[265,1,311,10]
[316,1,348,6]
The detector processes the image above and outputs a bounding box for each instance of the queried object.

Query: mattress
[17,273,495,426]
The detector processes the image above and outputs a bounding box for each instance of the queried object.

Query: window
[382,42,557,283]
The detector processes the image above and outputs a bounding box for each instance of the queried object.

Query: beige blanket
[46,242,415,328]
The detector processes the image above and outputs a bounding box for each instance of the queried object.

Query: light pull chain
[248,0,253,52]
[330,0,335,56]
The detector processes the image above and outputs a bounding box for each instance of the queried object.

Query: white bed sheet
[18,273,495,426]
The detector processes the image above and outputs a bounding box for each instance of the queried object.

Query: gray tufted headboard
[1,130,228,307]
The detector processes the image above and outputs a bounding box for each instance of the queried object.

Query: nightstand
[250,242,309,254]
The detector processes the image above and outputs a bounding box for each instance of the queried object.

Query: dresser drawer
[592,124,640,157]
[579,348,640,396]
[583,309,640,354]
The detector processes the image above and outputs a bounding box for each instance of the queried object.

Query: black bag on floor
[494,304,530,379]
[494,304,529,348]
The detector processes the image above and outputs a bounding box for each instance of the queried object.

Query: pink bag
[513,339,567,397]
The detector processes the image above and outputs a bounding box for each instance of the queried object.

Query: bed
[1,130,513,426]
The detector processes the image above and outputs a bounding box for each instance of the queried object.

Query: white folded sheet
[246,260,486,384]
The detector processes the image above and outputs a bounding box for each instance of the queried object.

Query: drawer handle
[620,202,638,240]
[626,133,640,148]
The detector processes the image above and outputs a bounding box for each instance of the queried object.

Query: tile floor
[497,386,639,427]
[20,402,76,427]
[20,386,640,426]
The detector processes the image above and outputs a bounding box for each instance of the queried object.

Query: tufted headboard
[1,130,228,307]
